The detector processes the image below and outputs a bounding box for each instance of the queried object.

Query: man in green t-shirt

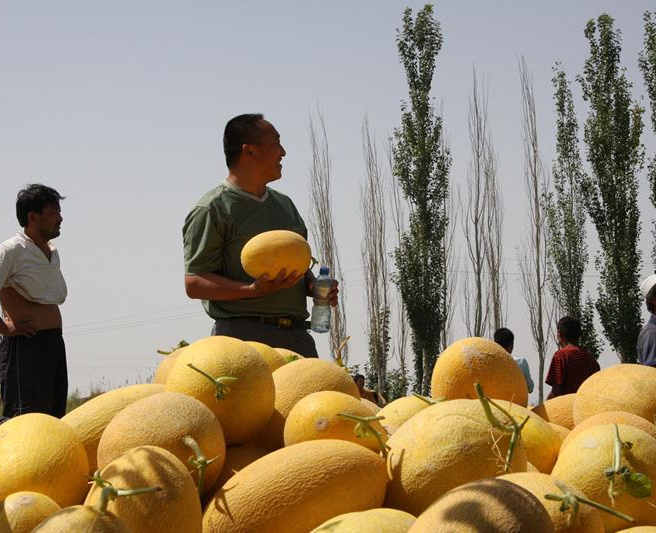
[182,113,337,357]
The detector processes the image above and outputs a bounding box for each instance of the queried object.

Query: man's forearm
[185,273,258,301]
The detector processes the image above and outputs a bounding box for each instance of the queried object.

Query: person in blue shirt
[493,327,534,394]
[637,273,656,367]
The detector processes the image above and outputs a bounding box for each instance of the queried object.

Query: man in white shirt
[0,184,67,420]
[493,327,535,394]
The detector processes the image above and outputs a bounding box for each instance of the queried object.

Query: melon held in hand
[240,229,311,278]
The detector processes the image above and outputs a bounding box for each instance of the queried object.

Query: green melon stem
[186,363,238,400]
[474,382,528,473]
[337,412,390,457]
[545,479,635,524]
[156,339,189,356]
[95,484,161,514]
[183,435,218,496]
[412,393,443,405]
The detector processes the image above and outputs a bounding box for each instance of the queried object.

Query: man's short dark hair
[223,113,266,168]
[647,285,656,313]
[557,316,582,344]
[353,373,365,383]
[493,328,514,351]
[16,184,65,228]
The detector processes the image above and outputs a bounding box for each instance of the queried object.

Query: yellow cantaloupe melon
[211,443,270,492]
[499,472,604,533]
[551,424,656,531]
[246,340,288,372]
[97,391,226,495]
[284,390,386,452]
[360,397,381,413]
[32,505,128,532]
[62,383,164,473]
[240,229,311,279]
[430,337,528,406]
[255,358,360,450]
[85,445,202,533]
[532,393,576,429]
[0,413,89,507]
[548,422,570,442]
[573,364,656,425]
[384,401,527,516]
[273,347,304,361]
[376,395,431,435]
[407,478,554,532]
[312,508,415,532]
[165,335,274,444]
[4,491,61,533]
[562,411,656,452]
[616,527,656,532]
[202,439,387,532]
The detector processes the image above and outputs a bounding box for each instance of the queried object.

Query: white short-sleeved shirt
[0,232,67,305]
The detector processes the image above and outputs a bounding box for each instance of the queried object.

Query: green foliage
[544,65,601,359]
[577,14,645,363]
[393,4,451,394]
[639,11,656,265]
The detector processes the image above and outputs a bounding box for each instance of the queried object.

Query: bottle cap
[319,265,330,276]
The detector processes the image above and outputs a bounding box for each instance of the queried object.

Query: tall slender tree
[544,65,601,359]
[361,117,390,397]
[518,57,551,403]
[308,111,349,363]
[639,10,656,266]
[577,14,645,363]
[393,5,451,394]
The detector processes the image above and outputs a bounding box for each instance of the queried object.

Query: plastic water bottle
[310,265,333,333]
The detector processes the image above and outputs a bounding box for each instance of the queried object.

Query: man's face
[249,121,286,182]
[30,202,62,240]
[354,376,364,389]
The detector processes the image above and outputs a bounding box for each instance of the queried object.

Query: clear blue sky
[1,1,654,401]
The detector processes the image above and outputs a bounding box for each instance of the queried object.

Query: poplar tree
[393,4,451,394]
[577,14,645,362]
[544,65,601,358]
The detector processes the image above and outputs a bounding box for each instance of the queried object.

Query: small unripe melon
[376,395,431,435]
[573,364,656,424]
[4,491,61,533]
[0,413,89,507]
[499,472,604,533]
[97,391,226,494]
[284,390,385,451]
[85,445,202,533]
[202,439,388,532]
[62,383,165,473]
[240,229,311,279]
[532,393,576,429]
[408,478,554,533]
[246,340,288,372]
[311,508,416,532]
[255,358,360,450]
[385,401,527,516]
[165,335,274,444]
[430,337,528,406]
[551,424,656,531]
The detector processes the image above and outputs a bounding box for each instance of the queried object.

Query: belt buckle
[278,317,292,328]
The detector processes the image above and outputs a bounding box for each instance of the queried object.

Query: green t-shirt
[183,181,309,320]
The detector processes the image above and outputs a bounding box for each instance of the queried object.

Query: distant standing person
[0,185,67,420]
[546,316,600,399]
[637,273,656,367]
[493,327,534,394]
[183,114,337,356]
[353,374,386,407]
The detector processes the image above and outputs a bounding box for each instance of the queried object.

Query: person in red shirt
[546,316,600,399]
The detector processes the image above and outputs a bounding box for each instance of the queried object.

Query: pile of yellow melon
[1,335,656,532]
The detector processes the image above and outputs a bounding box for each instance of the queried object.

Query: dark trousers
[212,318,318,357]
[0,329,68,421]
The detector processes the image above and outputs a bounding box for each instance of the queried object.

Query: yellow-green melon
[0,413,89,507]
[240,229,311,279]
[202,439,387,532]
[312,508,415,532]
[376,395,431,435]
[255,358,360,450]
[85,445,202,533]
[573,364,656,425]
[4,492,61,533]
[32,505,128,532]
[430,337,528,406]
[246,340,288,372]
[211,443,270,491]
[62,383,164,473]
[273,347,304,361]
[532,393,576,429]
[551,424,656,531]
[97,391,226,494]
[165,335,274,444]
[407,478,554,533]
